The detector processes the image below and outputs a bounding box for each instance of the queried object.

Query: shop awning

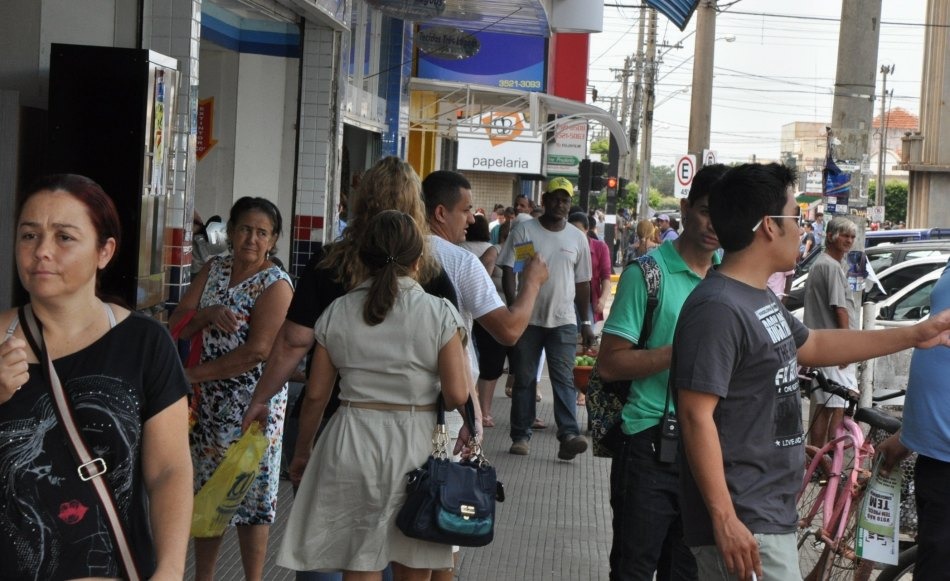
[645,0,700,30]
[425,0,551,37]
[408,78,630,157]
[796,193,821,204]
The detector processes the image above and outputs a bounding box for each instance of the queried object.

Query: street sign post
[702,149,717,167]
[675,154,696,199]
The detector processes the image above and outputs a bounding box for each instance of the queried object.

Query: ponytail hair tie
[385,256,396,264]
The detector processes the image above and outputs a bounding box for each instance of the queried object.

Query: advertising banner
[457,112,542,174]
[545,119,588,176]
[805,171,823,194]
[825,172,851,215]
[417,28,546,92]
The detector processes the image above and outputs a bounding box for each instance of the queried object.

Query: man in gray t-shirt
[671,163,950,581]
[802,217,858,447]
[499,177,593,461]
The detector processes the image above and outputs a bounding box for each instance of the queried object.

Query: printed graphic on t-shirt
[758,302,804,448]
[773,358,804,448]
[0,374,141,579]
[755,302,791,344]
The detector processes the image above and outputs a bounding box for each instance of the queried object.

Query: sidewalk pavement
[184,375,613,580]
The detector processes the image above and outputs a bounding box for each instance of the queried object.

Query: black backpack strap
[632,255,661,349]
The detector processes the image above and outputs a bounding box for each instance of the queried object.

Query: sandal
[483,416,495,428]
[532,417,548,430]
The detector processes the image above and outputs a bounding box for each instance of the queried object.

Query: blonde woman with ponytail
[278,210,472,580]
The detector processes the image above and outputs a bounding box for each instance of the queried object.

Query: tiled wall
[292,20,345,278]
[149,0,202,313]
[465,172,521,213]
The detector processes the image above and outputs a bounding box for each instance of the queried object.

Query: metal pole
[606,137,620,256]
[876,64,894,207]
[687,0,717,165]
[619,55,631,130]
[637,8,657,220]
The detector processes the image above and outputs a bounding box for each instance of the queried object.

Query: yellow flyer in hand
[513,241,535,273]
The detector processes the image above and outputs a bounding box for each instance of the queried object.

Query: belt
[341,400,438,412]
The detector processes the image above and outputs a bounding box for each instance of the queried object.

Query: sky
[587,0,929,167]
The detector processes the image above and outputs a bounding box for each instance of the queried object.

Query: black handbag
[395,395,503,547]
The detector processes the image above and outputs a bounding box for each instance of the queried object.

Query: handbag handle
[435,394,488,465]
[18,305,143,581]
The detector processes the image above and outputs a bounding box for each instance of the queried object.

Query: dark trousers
[915,454,950,581]
[609,426,697,581]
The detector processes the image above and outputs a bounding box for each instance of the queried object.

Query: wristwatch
[581,320,592,326]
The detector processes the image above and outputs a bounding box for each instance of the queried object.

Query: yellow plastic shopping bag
[191,421,268,538]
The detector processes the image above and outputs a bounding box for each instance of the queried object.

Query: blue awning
[645,0,701,30]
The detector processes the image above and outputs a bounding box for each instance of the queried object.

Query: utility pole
[875,64,895,207]
[830,0,883,248]
[637,8,657,220]
[687,0,717,166]
[615,55,632,129]
[625,6,647,196]
[830,0,883,408]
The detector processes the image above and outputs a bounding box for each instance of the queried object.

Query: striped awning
[645,0,701,30]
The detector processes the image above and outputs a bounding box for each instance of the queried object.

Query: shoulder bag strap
[18,305,143,581]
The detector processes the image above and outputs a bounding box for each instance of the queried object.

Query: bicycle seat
[854,407,902,435]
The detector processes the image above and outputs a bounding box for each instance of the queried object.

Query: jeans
[691,533,799,581]
[509,324,580,442]
[915,454,950,581]
[609,426,696,581]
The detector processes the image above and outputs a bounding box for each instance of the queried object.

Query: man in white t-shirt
[499,177,594,460]
[422,171,549,382]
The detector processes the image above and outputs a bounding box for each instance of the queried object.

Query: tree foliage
[651,165,674,197]
[868,180,908,224]
[590,139,609,161]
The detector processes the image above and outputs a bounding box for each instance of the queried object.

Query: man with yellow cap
[499,177,594,460]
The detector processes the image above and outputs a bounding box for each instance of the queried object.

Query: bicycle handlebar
[872,390,907,403]
[804,369,861,405]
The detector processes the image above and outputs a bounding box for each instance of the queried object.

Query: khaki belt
[341,400,437,412]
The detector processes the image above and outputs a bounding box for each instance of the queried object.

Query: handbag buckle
[460,504,475,518]
[78,458,107,481]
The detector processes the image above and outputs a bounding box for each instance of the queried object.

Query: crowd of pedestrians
[2,160,950,581]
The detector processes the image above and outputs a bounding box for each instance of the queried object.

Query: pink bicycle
[796,368,903,581]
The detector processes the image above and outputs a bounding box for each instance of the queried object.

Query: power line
[723,9,949,28]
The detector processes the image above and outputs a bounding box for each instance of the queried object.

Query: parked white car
[791,255,949,323]
[874,266,944,327]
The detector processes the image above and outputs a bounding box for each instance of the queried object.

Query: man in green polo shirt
[598,164,727,581]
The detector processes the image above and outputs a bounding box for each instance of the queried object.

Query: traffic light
[619,177,629,190]
[607,176,618,189]
[590,161,607,191]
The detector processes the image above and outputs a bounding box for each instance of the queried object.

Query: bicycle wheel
[798,446,833,577]
[876,545,917,581]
